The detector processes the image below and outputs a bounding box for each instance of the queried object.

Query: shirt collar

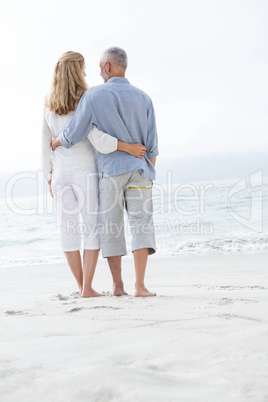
[107,77,130,84]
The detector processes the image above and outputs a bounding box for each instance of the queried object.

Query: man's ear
[105,61,110,72]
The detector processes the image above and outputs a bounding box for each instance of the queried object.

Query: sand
[0,253,268,402]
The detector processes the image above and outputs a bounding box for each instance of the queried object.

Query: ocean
[1,172,268,267]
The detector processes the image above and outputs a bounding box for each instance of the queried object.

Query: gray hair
[101,47,128,70]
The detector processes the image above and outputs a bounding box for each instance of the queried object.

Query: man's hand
[149,157,156,167]
[117,141,146,158]
[51,137,62,151]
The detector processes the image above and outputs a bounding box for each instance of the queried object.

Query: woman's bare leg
[64,250,83,294]
[82,249,103,297]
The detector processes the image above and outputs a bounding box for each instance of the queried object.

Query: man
[52,47,159,297]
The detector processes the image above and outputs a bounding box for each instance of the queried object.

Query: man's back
[60,77,159,180]
[88,77,158,179]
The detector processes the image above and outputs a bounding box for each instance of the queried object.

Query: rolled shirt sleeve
[59,93,94,149]
[146,100,159,158]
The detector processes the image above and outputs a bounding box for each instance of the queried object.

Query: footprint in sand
[218,313,261,322]
[67,306,122,313]
[51,292,81,301]
[55,294,69,301]
[5,310,27,316]
[90,306,122,310]
[68,307,83,313]
[70,292,81,299]
[219,297,258,305]
[218,298,234,305]
[219,285,265,290]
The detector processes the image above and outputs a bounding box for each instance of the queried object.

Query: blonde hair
[45,51,88,115]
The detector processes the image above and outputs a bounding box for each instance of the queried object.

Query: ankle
[83,285,93,291]
[135,283,145,290]
[113,280,123,287]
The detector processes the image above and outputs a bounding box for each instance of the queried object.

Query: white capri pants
[52,165,100,252]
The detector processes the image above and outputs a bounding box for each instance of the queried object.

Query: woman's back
[43,108,96,176]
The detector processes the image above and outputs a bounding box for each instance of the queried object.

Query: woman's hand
[48,181,54,198]
[117,141,147,158]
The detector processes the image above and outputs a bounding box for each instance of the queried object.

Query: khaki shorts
[99,170,156,258]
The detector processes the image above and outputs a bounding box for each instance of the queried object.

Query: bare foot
[135,287,156,297]
[82,288,104,298]
[113,282,128,296]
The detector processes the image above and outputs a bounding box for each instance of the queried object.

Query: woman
[42,51,146,297]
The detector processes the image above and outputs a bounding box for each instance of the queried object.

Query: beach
[0,253,268,402]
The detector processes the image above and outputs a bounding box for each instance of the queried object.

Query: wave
[157,234,268,256]
[0,237,51,248]
[1,234,268,267]
[0,254,65,268]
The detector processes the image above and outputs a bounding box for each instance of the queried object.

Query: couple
[42,47,159,298]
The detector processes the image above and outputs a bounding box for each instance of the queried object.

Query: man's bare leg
[107,256,126,296]
[82,249,103,298]
[133,248,156,297]
[64,250,83,294]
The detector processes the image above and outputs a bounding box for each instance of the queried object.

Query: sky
[0,0,268,182]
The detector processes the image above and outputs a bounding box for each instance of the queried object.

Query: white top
[42,108,118,182]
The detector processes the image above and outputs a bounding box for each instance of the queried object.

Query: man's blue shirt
[59,77,159,180]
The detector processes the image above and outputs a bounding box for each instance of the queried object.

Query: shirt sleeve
[87,125,118,154]
[59,92,94,149]
[41,109,53,182]
[146,100,159,158]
